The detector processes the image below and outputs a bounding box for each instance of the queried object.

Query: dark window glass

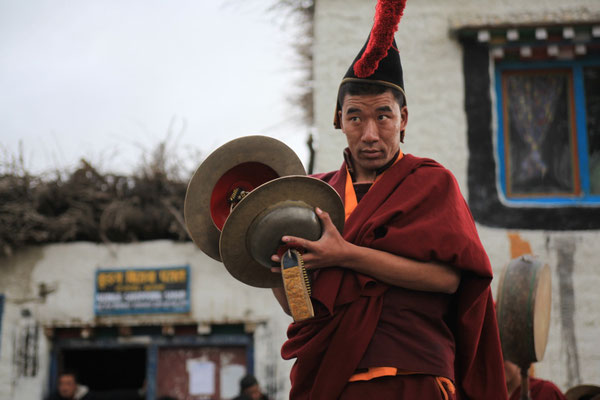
[584,66,600,194]
[503,70,577,196]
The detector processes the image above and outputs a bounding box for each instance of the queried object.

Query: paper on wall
[186,359,215,395]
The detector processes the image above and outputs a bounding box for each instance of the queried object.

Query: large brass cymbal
[219,175,345,288]
[184,136,306,261]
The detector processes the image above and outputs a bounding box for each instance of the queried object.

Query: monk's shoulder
[310,170,337,183]
[402,155,458,190]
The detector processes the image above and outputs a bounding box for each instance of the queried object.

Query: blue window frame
[495,58,600,205]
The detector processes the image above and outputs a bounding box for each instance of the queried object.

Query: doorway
[59,347,146,391]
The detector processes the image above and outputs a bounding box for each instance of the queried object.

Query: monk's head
[57,372,78,399]
[337,82,408,180]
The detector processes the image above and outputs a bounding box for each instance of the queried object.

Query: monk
[504,360,566,400]
[271,1,507,399]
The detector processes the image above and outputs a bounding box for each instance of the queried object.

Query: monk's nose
[361,119,379,143]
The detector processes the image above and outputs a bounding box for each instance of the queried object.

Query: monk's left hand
[270,207,352,271]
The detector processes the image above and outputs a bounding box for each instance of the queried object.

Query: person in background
[504,359,567,400]
[45,371,144,400]
[45,371,90,400]
[232,375,268,400]
[564,384,600,400]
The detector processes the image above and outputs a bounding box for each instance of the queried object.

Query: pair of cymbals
[184,135,345,288]
[220,175,344,287]
[184,135,306,261]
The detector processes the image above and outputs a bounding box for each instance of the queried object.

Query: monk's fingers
[315,207,332,223]
[271,254,281,263]
[270,266,282,273]
[281,235,313,252]
[315,207,338,234]
[298,253,326,270]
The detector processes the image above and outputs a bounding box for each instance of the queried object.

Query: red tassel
[353,0,407,78]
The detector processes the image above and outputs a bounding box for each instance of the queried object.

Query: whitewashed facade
[0,241,293,400]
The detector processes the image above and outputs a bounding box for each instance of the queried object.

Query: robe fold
[281,154,507,399]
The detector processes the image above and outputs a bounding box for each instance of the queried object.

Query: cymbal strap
[281,249,314,322]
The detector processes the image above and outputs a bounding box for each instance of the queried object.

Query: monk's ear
[399,106,408,143]
[338,110,344,131]
[400,106,408,131]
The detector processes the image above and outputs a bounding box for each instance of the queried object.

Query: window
[496,61,600,205]
[458,23,600,229]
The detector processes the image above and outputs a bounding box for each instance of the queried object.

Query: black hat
[334,0,407,129]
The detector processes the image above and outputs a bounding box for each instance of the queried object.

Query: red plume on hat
[353,0,407,78]
[333,0,408,130]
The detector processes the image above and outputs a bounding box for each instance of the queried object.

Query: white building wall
[0,241,293,400]
[314,0,600,185]
[480,228,600,389]
[313,0,600,392]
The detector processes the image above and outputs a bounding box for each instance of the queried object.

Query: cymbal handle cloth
[281,249,314,322]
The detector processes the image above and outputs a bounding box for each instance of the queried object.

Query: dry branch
[0,144,194,257]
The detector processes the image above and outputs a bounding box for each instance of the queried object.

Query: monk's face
[58,374,77,399]
[339,91,408,181]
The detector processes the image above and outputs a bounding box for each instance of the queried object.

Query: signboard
[94,266,190,315]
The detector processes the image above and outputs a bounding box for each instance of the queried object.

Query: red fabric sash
[281,154,507,400]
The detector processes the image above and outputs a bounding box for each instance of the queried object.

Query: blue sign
[94,266,190,315]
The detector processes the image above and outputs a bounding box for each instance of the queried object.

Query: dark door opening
[60,347,146,391]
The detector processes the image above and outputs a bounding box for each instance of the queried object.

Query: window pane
[584,66,600,194]
[504,71,575,195]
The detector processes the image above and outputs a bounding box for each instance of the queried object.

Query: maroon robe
[509,377,567,400]
[281,154,507,399]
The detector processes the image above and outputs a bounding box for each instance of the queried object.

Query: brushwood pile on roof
[0,158,190,257]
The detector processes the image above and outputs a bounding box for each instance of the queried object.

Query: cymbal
[184,135,306,261]
[219,175,344,288]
